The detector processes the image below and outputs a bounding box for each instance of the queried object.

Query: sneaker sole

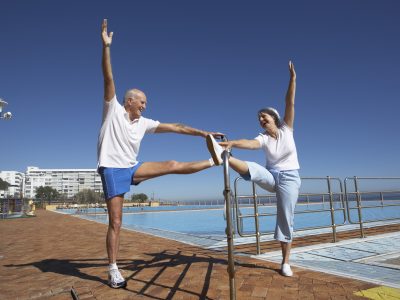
[108,280,127,289]
[206,135,223,165]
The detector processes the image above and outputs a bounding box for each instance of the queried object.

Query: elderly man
[99,19,221,288]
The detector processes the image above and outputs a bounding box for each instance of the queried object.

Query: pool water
[59,200,400,238]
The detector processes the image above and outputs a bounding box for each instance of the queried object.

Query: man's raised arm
[155,123,223,139]
[102,19,115,102]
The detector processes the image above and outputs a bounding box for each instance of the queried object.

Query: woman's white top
[254,122,300,171]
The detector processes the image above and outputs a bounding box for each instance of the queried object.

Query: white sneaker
[206,134,223,165]
[108,268,127,288]
[281,263,293,277]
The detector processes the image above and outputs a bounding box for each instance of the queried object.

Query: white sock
[109,263,118,271]
[209,158,215,167]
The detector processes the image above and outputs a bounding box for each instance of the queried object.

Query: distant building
[24,166,102,199]
[0,171,24,198]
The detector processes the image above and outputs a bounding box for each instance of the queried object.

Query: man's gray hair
[124,89,146,103]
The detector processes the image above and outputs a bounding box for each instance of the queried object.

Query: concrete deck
[0,210,397,299]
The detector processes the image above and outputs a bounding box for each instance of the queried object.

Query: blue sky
[1,1,399,201]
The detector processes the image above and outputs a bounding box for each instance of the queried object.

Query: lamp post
[0,98,12,120]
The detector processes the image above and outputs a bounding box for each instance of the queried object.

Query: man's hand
[207,132,225,139]
[102,19,115,101]
[102,19,113,47]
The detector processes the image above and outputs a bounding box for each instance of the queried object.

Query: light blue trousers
[242,162,301,243]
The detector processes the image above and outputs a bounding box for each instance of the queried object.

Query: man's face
[128,96,147,119]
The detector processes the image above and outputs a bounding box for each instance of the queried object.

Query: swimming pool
[59,200,400,239]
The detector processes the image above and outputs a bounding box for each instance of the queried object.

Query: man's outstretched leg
[133,159,214,183]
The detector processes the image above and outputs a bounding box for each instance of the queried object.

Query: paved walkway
[254,232,400,289]
[0,210,396,299]
[214,222,400,290]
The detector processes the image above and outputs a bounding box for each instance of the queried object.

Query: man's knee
[165,160,180,172]
[109,218,122,231]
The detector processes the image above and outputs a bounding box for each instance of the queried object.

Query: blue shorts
[98,163,143,200]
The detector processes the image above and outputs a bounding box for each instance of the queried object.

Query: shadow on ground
[5,250,275,299]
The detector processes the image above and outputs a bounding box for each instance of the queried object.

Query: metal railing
[344,176,400,238]
[234,177,347,254]
[232,176,400,254]
[0,198,30,219]
[221,146,236,300]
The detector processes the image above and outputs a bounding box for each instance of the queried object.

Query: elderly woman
[207,61,300,277]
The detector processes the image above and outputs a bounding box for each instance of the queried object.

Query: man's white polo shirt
[97,95,160,168]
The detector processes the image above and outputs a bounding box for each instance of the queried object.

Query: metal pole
[327,177,337,242]
[354,177,365,238]
[222,149,236,300]
[252,182,261,254]
[338,179,347,224]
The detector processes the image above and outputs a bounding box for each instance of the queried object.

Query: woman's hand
[289,60,296,80]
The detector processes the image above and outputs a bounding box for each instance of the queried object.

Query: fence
[233,176,400,254]
[344,177,400,237]
[0,199,34,219]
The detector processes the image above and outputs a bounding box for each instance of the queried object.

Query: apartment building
[0,171,24,198]
[24,166,103,199]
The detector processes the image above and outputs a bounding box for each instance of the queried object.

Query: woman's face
[258,112,276,130]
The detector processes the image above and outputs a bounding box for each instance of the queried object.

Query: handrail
[232,176,400,253]
[234,177,347,252]
[344,176,400,238]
